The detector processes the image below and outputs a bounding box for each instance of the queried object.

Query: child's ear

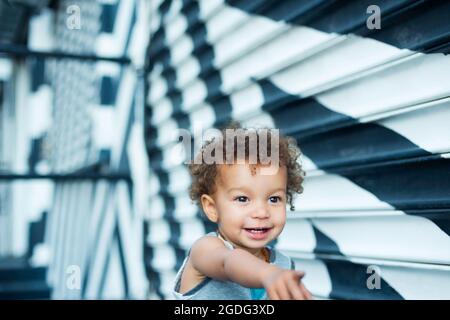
[200,194,218,223]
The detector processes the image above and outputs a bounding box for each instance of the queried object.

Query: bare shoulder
[178,235,229,294]
[189,234,231,277]
[190,234,227,257]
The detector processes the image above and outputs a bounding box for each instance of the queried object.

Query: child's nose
[251,204,270,219]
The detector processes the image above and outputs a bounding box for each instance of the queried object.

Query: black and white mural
[1,0,449,300]
[0,0,150,299]
[144,0,450,299]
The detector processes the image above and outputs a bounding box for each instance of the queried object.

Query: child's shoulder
[190,232,227,254]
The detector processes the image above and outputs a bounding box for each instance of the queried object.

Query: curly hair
[187,121,305,212]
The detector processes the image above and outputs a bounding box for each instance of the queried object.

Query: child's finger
[287,278,305,300]
[293,271,305,283]
[295,271,305,279]
[276,283,291,300]
[299,282,313,300]
[267,288,280,300]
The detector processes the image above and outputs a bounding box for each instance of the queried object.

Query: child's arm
[190,236,313,300]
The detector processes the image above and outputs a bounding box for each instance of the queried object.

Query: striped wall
[0,57,14,257]
[0,0,150,299]
[144,0,450,299]
[40,0,150,299]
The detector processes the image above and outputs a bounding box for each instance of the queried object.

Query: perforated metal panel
[144,0,450,299]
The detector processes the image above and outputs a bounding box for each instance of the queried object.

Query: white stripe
[147,194,198,221]
[96,0,135,57]
[181,79,208,110]
[305,215,450,264]
[95,61,121,77]
[74,182,94,298]
[28,9,55,51]
[116,182,148,298]
[205,3,249,43]
[290,257,332,299]
[162,0,183,24]
[170,35,194,65]
[316,53,450,118]
[179,219,206,250]
[294,173,394,212]
[111,67,137,167]
[230,82,265,119]
[147,219,172,246]
[0,58,12,80]
[220,26,337,93]
[128,123,151,218]
[147,195,165,220]
[85,187,116,299]
[90,106,115,149]
[378,98,450,154]
[215,15,287,72]
[49,183,70,293]
[270,35,411,97]
[158,270,179,299]
[165,9,188,44]
[381,266,450,299]
[151,244,177,272]
[188,103,216,131]
[47,184,65,286]
[102,240,126,299]
[198,0,224,21]
[176,56,201,89]
[56,183,78,298]
[277,219,317,253]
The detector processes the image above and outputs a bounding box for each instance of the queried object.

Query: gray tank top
[172,231,295,300]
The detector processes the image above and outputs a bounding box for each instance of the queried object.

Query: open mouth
[244,227,273,240]
[244,227,271,234]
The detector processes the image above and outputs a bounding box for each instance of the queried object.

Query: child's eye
[234,196,249,203]
[269,196,282,204]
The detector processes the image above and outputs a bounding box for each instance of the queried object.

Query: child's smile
[243,227,274,241]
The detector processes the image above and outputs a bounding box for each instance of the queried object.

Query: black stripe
[144,2,192,298]
[406,209,450,236]
[81,182,114,298]
[30,57,46,92]
[181,1,234,127]
[226,0,450,54]
[262,80,450,216]
[143,221,164,299]
[260,79,448,298]
[100,76,118,106]
[26,211,47,259]
[97,221,130,298]
[325,258,403,300]
[101,2,119,34]
[115,222,130,298]
[311,224,403,299]
[312,224,342,255]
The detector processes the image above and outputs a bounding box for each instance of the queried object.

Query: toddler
[172,123,312,300]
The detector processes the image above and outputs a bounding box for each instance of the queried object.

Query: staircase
[0,257,51,299]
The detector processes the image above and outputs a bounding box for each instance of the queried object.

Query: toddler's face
[205,163,287,254]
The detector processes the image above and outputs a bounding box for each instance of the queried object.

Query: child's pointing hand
[262,267,313,300]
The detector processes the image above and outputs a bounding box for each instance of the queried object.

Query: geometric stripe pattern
[41,0,148,299]
[144,0,450,299]
[0,0,148,299]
